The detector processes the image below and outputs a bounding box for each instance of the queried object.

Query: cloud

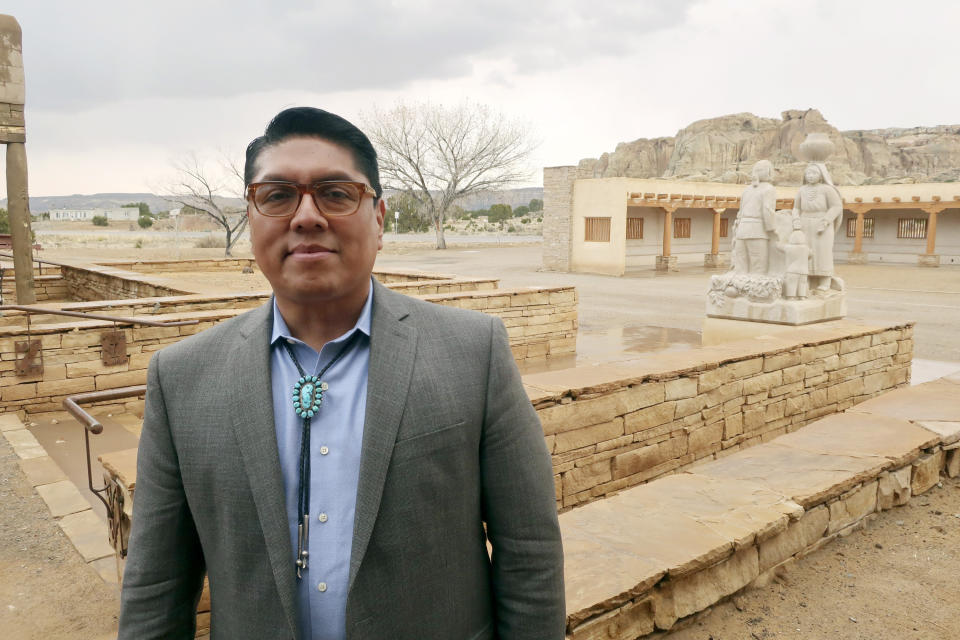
[5,0,695,111]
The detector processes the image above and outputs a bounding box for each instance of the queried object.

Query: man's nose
[289,191,329,230]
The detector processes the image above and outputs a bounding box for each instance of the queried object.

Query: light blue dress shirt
[270,290,372,640]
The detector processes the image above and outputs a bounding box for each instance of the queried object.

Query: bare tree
[364,102,537,249]
[162,153,247,256]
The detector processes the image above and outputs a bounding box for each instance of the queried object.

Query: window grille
[673,217,691,239]
[897,218,927,239]
[846,217,875,238]
[585,217,611,242]
[626,217,644,239]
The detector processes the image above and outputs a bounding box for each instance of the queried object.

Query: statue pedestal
[918,254,940,267]
[707,272,846,325]
[847,252,868,265]
[706,291,846,325]
[702,317,848,346]
[703,253,729,269]
[655,255,678,271]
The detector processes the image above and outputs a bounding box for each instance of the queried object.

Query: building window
[585,217,611,242]
[626,217,644,239]
[846,217,875,238]
[897,218,927,239]
[719,218,729,238]
[673,217,691,239]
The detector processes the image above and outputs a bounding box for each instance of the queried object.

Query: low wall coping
[421,286,574,302]
[523,321,913,404]
[0,308,245,336]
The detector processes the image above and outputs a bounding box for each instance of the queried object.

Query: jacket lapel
[349,281,417,589]
[228,303,300,639]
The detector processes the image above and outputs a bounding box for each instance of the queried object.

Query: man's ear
[375,198,386,250]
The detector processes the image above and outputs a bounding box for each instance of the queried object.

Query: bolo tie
[280,331,363,579]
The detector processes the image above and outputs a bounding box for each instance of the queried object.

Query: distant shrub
[194,233,227,248]
[507,225,517,233]
[137,215,153,229]
[134,239,143,249]
[521,217,530,224]
[92,215,109,226]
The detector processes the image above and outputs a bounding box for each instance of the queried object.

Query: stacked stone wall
[423,287,578,360]
[525,323,913,511]
[97,259,256,273]
[386,278,498,295]
[543,166,577,271]
[2,275,67,302]
[0,309,235,415]
[61,265,188,301]
[0,287,578,414]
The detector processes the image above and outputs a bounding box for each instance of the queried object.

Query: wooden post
[6,142,35,304]
[662,206,673,258]
[926,207,940,255]
[710,208,724,255]
[853,209,865,254]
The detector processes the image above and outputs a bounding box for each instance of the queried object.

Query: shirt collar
[270,279,374,347]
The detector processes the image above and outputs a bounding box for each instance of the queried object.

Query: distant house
[48,207,139,221]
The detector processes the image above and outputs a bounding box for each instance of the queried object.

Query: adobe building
[543,168,960,275]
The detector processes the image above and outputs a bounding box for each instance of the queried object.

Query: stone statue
[731,160,775,275]
[777,219,810,299]
[792,162,842,292]
[705,133,846,324]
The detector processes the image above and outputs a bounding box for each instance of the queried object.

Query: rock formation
[578,109,960,185]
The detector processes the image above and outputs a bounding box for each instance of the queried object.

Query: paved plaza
[375,244,960,370]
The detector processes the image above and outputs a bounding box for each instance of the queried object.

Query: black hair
[244,107,382,199]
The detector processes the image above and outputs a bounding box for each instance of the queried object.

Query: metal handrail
[0,249,60,270]
[0,304,198,327]
[63,385,147,517]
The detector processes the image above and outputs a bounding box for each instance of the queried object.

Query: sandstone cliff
[578,109,960,185]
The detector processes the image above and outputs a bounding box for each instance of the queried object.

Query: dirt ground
[667,475,960,640]
[4,242,959,639]
[0,436,119,640]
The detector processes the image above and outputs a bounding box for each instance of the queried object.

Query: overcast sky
[0,0,956,197]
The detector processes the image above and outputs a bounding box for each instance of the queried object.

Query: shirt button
[317,582,327,593]
[319,446,329,455]
[318,513,328,523]
[286,338,296,345]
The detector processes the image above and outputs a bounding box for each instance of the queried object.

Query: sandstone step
[561,376,956,639]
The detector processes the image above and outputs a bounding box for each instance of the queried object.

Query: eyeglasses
[246,181,377,218]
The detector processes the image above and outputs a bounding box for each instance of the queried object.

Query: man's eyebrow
[258,172,360,183]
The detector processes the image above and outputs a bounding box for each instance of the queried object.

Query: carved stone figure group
[731,158,843,299]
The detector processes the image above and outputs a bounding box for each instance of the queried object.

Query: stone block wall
[2,275,67,302]
[96,259,256,273]
[372,268,454,284]
[61,265,189,301]
[0,309,239,415]
[561,378,958,639]
[387,278,498,296]
[543,166,577,271]
[423,287,579,360]
[523,322,913,511]
[0,287,578,414]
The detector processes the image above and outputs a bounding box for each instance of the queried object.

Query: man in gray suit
[117,107,565,639]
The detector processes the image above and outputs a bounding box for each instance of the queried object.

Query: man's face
[248,136,384,309]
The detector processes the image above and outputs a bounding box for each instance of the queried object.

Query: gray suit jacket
[118,280,565,639]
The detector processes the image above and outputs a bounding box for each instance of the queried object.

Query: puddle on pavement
[518,323,701,375]
[27,411,141,520]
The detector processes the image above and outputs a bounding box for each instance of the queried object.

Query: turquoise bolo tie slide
[292,376,328,418]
